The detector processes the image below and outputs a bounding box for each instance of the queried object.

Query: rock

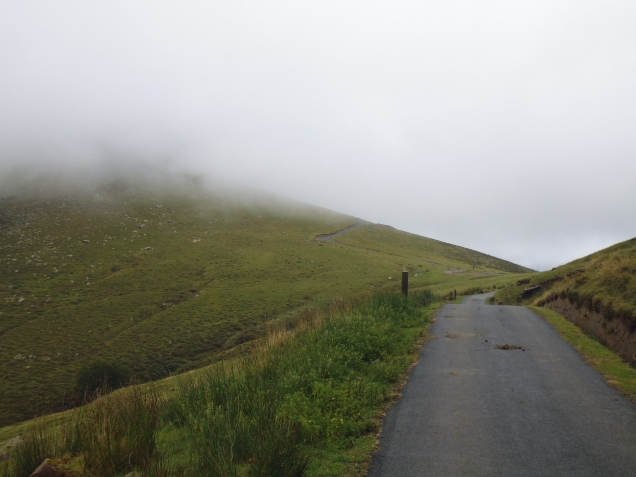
[144,247,151,250]
[83,240,90,243]
[0,436,23,458]
[29,458,61,477]
[14,354,24,360]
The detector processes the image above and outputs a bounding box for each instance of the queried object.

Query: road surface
[318,218,368,243]
[368,293,636,476]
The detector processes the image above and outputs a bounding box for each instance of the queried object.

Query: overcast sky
[1,1,635,271]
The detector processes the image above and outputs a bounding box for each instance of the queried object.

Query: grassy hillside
[495,237,636,328]
[0,179,527,427]
[336,224,531,274]
[1,291,440,477]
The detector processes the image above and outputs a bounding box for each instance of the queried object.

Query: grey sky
[1,1,635,271]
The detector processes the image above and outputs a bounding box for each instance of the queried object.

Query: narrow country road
[318,218,368,242]
[368,293,636,476]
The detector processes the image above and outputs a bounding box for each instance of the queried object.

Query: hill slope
[495,237,636,363]
[0,180,528,426]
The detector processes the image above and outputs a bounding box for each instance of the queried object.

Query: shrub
[75,359,131,396]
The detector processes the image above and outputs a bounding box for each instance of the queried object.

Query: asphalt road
[317,218,368,242]
[368,293,636,477]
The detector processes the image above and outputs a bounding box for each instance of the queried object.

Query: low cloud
[1,1,635,270]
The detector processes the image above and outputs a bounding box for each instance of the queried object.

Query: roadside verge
[530,306,636,403]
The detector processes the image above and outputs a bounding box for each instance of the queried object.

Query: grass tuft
[67,385,163,476]
[0,418,60,477]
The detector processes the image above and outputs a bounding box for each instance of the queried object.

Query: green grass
[0,181,525,428]
[337,224,531,274]
[495,238,636,327]
[1,291,440,477]
[530,306,636,403]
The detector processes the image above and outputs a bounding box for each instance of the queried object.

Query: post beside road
[402,271,408,296]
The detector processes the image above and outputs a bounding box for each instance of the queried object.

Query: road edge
[529,305,636,404]
[341,301,445,477]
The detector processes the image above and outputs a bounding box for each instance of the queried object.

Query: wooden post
[402,271,408,296]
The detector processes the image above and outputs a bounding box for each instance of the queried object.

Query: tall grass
[1,386,163,477]
[65,385,163,476]
[2,290,438,477]
[0,419,60,477]
[167,290,437,476]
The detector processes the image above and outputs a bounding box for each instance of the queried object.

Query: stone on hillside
[0,436,23,456]
[29,459,61,477]
[83,240,90,243]
[14,354,24,360]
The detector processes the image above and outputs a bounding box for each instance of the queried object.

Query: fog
[1,1,635,271]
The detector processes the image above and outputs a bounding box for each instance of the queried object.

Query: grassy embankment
[494,237,636,330]
[0,181,528,427]
[1,291,440,477]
